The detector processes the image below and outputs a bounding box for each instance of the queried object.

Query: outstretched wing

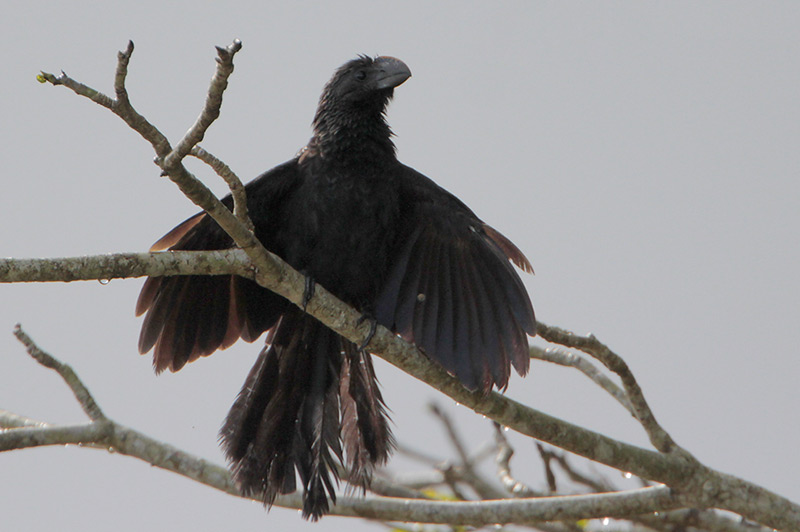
[136,160,301,373]
[375,166,535,391]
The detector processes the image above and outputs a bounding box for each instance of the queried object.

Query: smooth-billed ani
[136,55,535,519]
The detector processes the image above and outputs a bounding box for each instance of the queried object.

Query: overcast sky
[1,2,798,531]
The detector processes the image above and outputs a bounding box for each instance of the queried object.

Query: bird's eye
[354,70,367,81]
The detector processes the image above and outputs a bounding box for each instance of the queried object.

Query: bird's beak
[374,56,412,90]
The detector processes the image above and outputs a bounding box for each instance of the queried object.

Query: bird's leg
[356,313,378,352]
[302,274,316,311]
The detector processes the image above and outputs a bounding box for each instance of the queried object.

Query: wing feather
[377,166,536,391]
[137,161,300,372]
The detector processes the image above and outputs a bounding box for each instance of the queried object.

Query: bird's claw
[357,314,378,352]
[302,275,316,311]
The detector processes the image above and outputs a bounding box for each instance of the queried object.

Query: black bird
[136,55,535,519]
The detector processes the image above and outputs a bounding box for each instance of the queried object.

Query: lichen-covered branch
[13,325,105,421]
[190,145,253,231]
[0,250,252,283]
[0,328,689,526]
[493,423,538,497]
[536,323,678,455]
[529,345,633,415]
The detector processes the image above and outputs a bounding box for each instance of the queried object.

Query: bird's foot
[356,314,378,352]
[302,275,316,311]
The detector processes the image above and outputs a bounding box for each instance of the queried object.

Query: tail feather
[340,345,394,488]
[296,317,343,519]
[219,308,392,519]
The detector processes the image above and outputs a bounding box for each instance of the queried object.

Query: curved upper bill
[374,56,412,89]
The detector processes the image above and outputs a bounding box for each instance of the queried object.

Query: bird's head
[322,55,411,107]
[310,56,411,160]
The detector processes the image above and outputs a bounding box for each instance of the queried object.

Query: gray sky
[1,2,798,531]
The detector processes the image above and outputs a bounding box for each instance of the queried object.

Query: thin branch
[164,40,242,167]
[0,416,693,526]
[429,403,471,466]
[12,325,105,421]
[429,403,508,500]
[111,41,172,155]
[2,328,696,527]
[37,41,171,156]
[529,345,634,415]
[0,250,252,283]
[493,423,538,497]
[637,508,769,532]
[190,145,253,231]
[36,71,115,109]
[39,39,257,269]
[2,414,756,531]
[0,410,51,429]
[394,442,443,466]
[538,444,613,494]
[357,475,431,501]
[536,323,677,455]
[348,485,693,525]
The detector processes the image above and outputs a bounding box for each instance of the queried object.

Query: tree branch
[428,402,509,500]
[529,345,634,415]
[190,145,253,231]
[0,250,251,283]
[0,327,691,526]
[536,323,678,455]
[12,325,105,421]
[494,423,539,497]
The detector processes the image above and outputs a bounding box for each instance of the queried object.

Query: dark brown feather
[483,223,534,274]
[149,212,205,251]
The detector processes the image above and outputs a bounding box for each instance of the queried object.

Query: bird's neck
[310,105,396,165]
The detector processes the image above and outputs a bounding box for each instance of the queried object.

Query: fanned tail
[219,307,393,519]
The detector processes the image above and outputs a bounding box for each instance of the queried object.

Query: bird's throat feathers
[310,92,397,164]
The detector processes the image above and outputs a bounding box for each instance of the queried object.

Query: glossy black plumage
[136,55,535,519]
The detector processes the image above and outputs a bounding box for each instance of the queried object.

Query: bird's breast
[278,169,400,306]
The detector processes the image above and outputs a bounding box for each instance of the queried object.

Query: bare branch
[5,253,800,528]
[354,473,431,500]
[349,486,692,525]
[536,322,678,455]
[0,250,252,283]
[538,444,613,494]
[0,330,696,527]
[0,415,693,526]
[164,40,242,167]
[191,145,253,231]
[530,345,634,415]
[429,403,471,465]
[395,442,443,467]
[0,410,51,429]
[37,70,115,109]
[638,508,769,532]
[110,41,172,155]
[113,40,134,104]
[429,403,509,500]
[38,41,171,155]
[493,423,538,497]
[12,324,105,421]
